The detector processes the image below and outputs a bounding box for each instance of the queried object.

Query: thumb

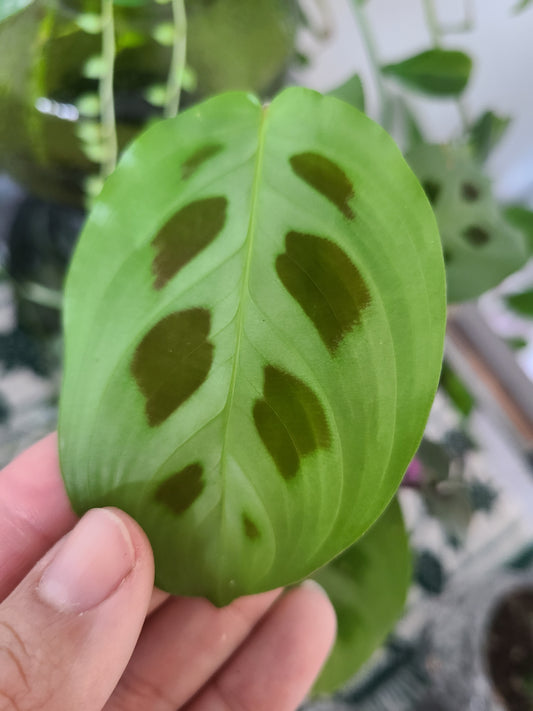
[0,508,154,711]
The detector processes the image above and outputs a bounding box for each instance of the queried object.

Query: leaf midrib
[217,104,269,517]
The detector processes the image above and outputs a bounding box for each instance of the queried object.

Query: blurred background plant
[1,0,533,708]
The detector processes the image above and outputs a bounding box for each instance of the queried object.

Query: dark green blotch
[461,181,480,201]
[131,308,213,427]
[276,232,371,354]
[152,196,227,290]
[290,151,355,220]
[155,462,205,515]
[253,365,331,480]
[464,225,490,246]
[423,179,441,205]
[243,514,260,540]
[182,143,223,180]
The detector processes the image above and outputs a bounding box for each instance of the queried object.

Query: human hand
[0,434,336,710]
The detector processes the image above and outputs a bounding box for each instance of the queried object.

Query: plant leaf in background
[328,74,365,112]
[469,110,511,163]
[0,0,34,22]
[408,143,528,303]
[514,0,533,13]
[113,0,147,6]
[506,289,533,318]
[312,498,411,695]
[440,362,474,417]
[505,205,533,253]
[383,49,472,96]
[59,88,445,605]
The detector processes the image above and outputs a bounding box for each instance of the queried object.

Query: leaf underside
[59,88,445,605]
[313,497,411,695]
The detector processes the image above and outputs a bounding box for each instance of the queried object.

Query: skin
[0,434,336,711]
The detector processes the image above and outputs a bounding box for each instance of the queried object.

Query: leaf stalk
[164,0,187,118]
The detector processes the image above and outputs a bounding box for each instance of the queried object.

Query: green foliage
[58,88,445,605]
[328,74,365,111]
[312,499,411,694]
[514,0,533,12]
[440,362,474,417]
[408,143,528,302]
[505,205,533,253]
[0,0,34,22]
[415,549,445,595]
[506,336,528,351]
[383,49,472,96]
[506,289,533,318]
[470,111,511,163]
[113,0,147,6]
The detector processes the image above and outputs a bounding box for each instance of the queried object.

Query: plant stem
[422,0,441,46]
[351,0,391,127]
[164,0,187,118]
[421,0,471,132]
[100,0,117,177]
[464,0,475,28]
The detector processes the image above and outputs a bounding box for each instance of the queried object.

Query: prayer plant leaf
[408,143,527,303]
[312,498,411,695]
[383,49,472,96]
[59,88,445,606]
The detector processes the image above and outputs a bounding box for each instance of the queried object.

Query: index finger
[0,433,78,601]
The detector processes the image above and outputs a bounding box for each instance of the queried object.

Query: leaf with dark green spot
[59,88,445,605]
[470,111,511,163]
[506,289,533,318]
[505,205,533,253]
[0,0,35,22]
[312,499,411,694]
[408,143,527,302]
[383,49,473,96]
[328,74,365,112]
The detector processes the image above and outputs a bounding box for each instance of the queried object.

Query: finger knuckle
[111,669,176,711]
[0,620,51,711]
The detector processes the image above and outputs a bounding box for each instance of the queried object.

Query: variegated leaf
[59,88,445,605]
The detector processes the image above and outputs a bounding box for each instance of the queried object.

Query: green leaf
[408,143,528,302]
[0,0,34,22]
[505,205,533,253]
[59,88,445,605]
[440,362,474,416]
[505,336,528,351]
[328,74,365,112]
[113,0,148,6]
[383,49,473,96]
[312,499,411,694]
[470,111,511,163]
[506,289,533,317]
[514,0,533,13]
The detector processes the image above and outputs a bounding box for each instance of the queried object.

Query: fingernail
[301,579,330,598]
[38,508,135,613]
